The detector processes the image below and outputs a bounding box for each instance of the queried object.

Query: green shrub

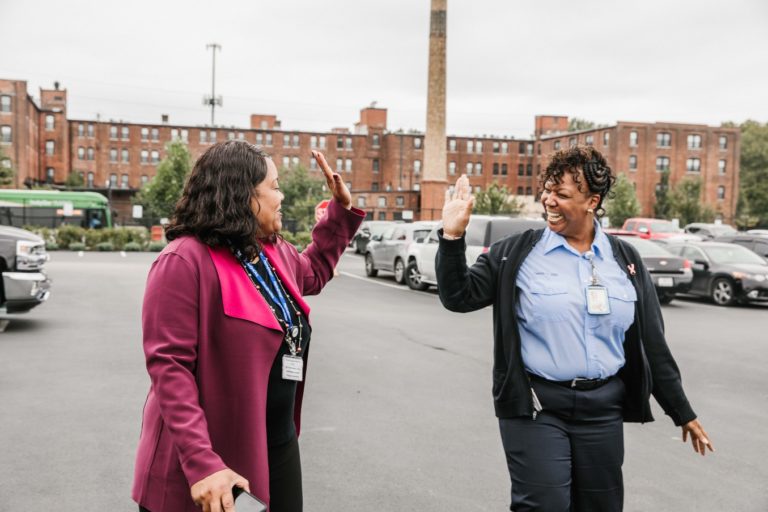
[288,231,313,252]
[148,241,167,252]
[46,241,60,251]
[96,242,114,252]
[124,242,142,252]
[85,228,108,249]
[57,225,87,249]
[69,242,86,251]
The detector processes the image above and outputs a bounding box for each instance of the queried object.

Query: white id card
[282,355,304,381]
[586,285,611,315]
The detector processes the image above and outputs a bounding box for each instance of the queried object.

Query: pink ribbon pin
[627,264,636,276]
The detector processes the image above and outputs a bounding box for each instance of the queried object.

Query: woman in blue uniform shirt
[436,145,713,511]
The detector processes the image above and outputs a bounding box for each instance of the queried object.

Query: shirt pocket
[590,283,637,339]
[528,281,571,322]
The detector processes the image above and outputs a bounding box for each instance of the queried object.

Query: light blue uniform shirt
[516,223,637,381]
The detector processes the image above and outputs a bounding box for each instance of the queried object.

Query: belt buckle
[570,378,583,389]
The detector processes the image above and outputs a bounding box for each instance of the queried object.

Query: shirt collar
[542,219,610,260]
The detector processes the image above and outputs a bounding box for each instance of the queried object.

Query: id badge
[586,285,611,315]
[282,354,304,381]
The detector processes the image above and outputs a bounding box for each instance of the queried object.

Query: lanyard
[233,247,301,349]
[584,250,600,285]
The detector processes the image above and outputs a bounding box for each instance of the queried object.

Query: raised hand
[442,175,474,238]
[312,150,352,209]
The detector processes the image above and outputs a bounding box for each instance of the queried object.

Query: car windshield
[650,222,679,233]
[413,229,432,241]
[618,236,672,257]
[702,245,767,265]
[709,225,737,235]
[369,224,391,236]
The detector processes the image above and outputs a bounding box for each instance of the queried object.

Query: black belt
[528,372,613,391]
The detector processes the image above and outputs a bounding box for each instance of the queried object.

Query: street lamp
[105,179,112,227]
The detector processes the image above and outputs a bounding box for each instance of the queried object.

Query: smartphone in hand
[233,486,267,512]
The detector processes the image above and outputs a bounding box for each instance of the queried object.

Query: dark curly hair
[538,144,616,217]
[165,140,273,260]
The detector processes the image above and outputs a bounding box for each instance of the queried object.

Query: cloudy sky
[1,0,766,138]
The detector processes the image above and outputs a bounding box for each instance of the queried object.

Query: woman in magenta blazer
[132,141,364,512]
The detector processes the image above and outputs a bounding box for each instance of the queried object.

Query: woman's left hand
[681,419,714,456]
[313,150,352,210]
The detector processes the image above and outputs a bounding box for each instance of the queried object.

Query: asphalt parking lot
[1,249,767,511]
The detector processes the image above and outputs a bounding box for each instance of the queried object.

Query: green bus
[0,189,112,228]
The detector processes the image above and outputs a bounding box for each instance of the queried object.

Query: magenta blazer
[132,200,364,511]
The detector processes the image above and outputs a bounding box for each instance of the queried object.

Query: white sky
[1,0,767,138]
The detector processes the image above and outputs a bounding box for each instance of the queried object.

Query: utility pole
[203,43,223,126]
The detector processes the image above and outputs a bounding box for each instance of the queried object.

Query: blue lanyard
[234,248,294,332]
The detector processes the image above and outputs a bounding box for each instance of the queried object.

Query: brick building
[0,78,740,225]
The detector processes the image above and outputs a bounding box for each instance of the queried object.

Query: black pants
[139,436,303,512]
[498,376,625,512]
[268,435,303,512]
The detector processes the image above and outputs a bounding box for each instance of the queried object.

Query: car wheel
[711,278,736,306]
[365,253,378,277]
[406,261,429,291]
[394,258,406,284]
[658,292,674,305]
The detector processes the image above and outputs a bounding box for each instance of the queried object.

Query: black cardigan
[436,228,696,426]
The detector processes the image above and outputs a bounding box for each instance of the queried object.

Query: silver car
[364,221,438,284]
[405,216,545,291]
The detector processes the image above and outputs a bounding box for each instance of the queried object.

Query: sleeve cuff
[437,228,467,255]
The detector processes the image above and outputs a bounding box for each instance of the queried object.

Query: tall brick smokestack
[420,0,448,220]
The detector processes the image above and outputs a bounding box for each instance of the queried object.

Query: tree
[734,120,768,227]
[65,171,85,188]
[567,118,596,132]
[279,163,327,233]
[604,173,640,227]
[135,140,192,223]
[0,146,14,186]
[667,177,715,226]
[473,182,523,215]
[653,169,672,219]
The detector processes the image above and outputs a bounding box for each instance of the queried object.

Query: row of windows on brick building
[651,181,728,201]
[626,155,728,174]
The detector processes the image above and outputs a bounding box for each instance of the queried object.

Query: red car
[621,217,692,240]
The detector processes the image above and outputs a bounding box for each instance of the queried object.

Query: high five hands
[312,150,352,210]
[442,175,474,238]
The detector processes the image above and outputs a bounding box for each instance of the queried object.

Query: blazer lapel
[207,246,282,331]
[262,243,311,320]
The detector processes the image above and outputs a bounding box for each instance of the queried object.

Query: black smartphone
[233,486,267,512]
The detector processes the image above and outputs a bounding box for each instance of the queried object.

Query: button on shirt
[516,223,637,381]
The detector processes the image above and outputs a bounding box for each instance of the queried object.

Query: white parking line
[338,271,418,292]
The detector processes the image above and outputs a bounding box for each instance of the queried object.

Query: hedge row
[24,226,167,252]
[23,226,315,253]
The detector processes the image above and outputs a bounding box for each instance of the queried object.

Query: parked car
[621,217,698,241]
[613,234,693,304]
[0,226,51,314]
[712,233,768,262]
[664,241,768,306]
[684,222,737,240]
[364,221,438,283]
[351,220,400,254]
[405,216,545,291]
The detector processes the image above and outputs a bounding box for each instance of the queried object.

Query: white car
[363,221,438,283]
[404,216,545,291]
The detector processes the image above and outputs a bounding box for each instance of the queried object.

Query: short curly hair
[539,144,616,217]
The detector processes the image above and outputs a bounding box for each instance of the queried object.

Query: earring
[587,208,594,214]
